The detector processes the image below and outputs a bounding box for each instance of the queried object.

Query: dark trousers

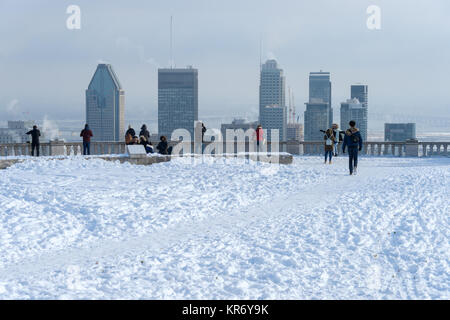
[83,142,91,155]
[325,150,333,162]
[31,143,39,157]
[348,147,358,173]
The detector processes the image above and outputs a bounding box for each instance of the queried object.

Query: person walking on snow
[342,120,363,175]
[80,124,93,155]
[26,125,41,157]
[324,128,335,164]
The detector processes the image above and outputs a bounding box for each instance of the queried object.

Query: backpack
[351,133,359,144]
[325,133,334,145]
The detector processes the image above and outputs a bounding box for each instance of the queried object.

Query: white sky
[0,0,449,129]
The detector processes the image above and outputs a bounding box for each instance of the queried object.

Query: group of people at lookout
[80,124,175,156]
[321,120,363,175]
[23,120,362,176]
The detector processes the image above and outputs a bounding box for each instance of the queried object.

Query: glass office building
[340,98,368,141]
[158,67,198,140]
[86,64,125,142]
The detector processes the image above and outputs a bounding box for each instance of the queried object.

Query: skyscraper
[86,64,124,142]
[350,85,368,109]
[261,105,287,141]
[340,98,368,141]
[350,84,368,138]
[304,72,333,141]
[304,101,331,141]
[259,59,287,141]
[259,60,286,119]
[158,67,198,139]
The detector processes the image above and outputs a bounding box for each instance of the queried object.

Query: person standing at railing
[342,120,363,175]
[255,125,264,152]
[80,124,93,155]
[26,125,41,157]
[139,124,150,141]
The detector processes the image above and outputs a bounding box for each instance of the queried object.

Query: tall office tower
[351,85,368,108]
[86,64,125,142]
[304,100,331,141]
[261,105,287,141]
[259,59,286,122]
[384,123,416,142]
[158,66,198,139]
[340,98,368,141]
[304,72,333,142]
[259,59,287,141]
[309,71,332,127]
[350,84,368,137]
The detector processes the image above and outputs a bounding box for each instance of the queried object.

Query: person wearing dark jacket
[201,123,206,142]
[139,135,154,154]
[323,128,336,164]
[342,120,363,175]
[139,124,150,141]
[320,124,344,156]
[125,125,135,145]
[26,125,41,157]
[156,136,173,155]
[80,124,93,155]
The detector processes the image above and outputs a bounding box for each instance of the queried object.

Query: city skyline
[1,0,450,129]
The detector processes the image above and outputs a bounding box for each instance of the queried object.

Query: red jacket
[255,127,264,141]
[80,129,93,142]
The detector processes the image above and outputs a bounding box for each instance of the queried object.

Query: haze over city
[1,0,449,132]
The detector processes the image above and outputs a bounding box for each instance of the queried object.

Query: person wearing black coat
[26,125,41,157]
[201,123,206,142]
[342,120,363,175]
[156,136,173,155]
[139,124,150,141]
[126,125,135,137]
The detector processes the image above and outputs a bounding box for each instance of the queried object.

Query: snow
[0,156,448,299]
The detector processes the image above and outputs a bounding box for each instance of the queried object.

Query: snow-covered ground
[0,156,448,299]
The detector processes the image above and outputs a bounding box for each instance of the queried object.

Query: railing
[0,140,449,157]
[0,141,127,157]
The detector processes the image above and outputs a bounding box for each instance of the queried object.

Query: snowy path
[0,156,448,299]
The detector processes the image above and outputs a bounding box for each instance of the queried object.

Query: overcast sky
[1,0,449,127]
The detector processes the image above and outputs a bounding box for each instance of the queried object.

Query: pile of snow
[0,156,448,299]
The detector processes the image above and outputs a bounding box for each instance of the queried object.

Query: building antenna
[170,15,173,68]
[288,86,292,123]
[292,92,296,123]
[259,35,263,71]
